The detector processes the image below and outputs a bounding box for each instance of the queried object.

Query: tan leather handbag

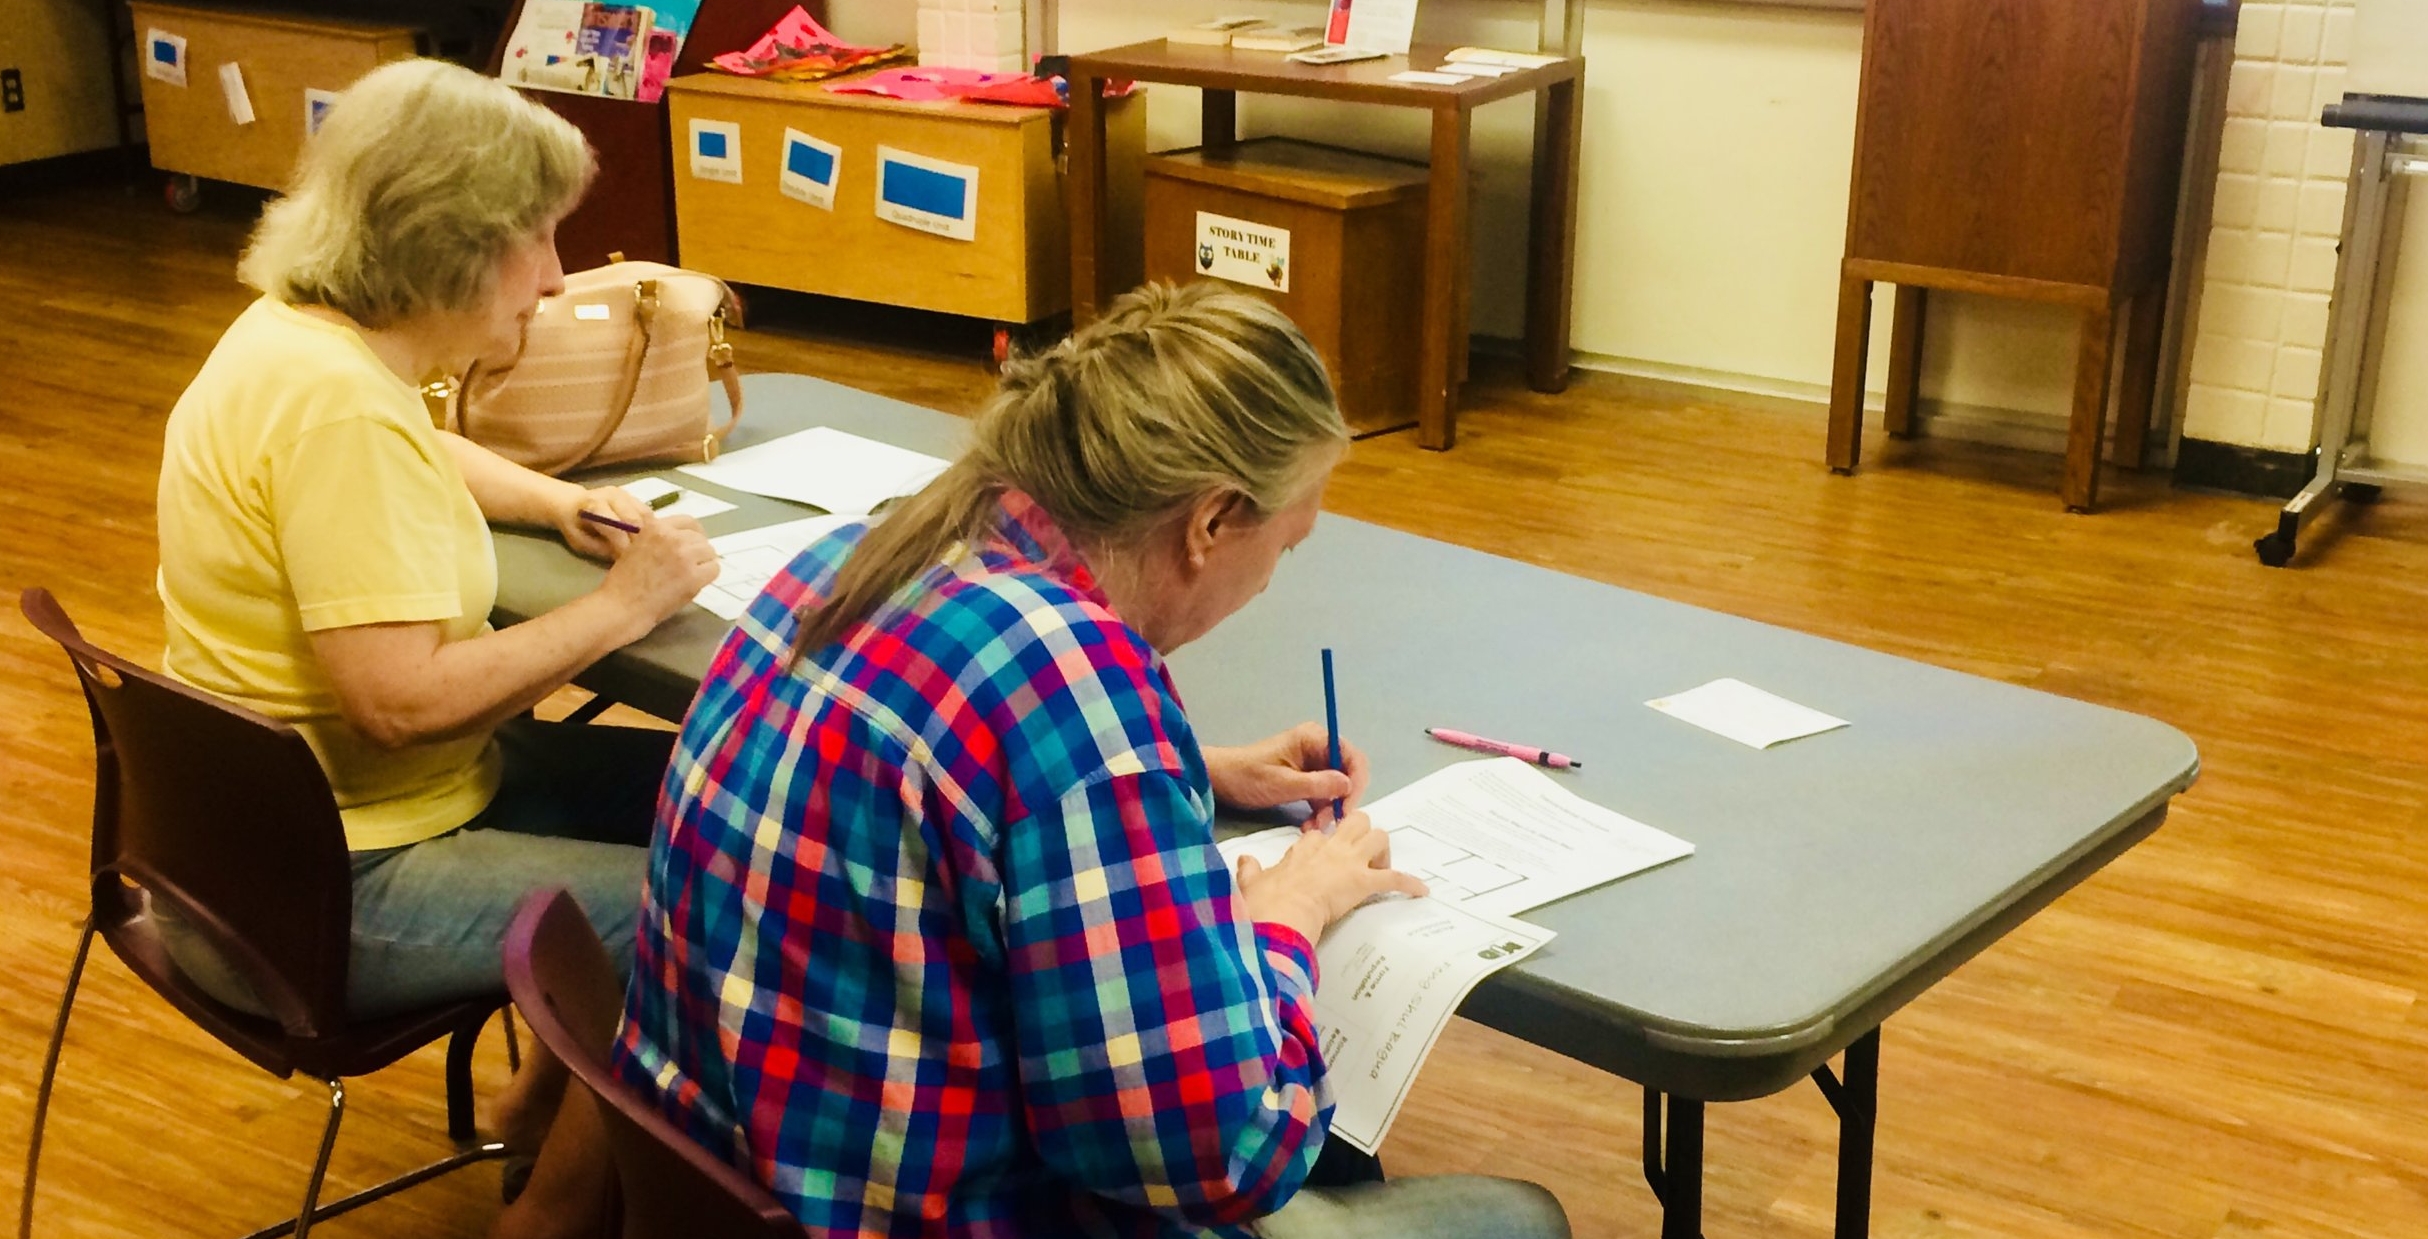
[431,260,745,475]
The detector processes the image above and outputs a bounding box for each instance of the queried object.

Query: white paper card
[679,427,949,515]
[694,514,863,620]
[1226,758,1694,919]
[1388,70,1468,86]
[1444,46,1562,69]
[218,62,255,124]
[1646,678,1851,750]
[1433,61,1516,77]
[875,147,979,241]
[1328,0,1419,55]
[304,87,341,136]
[1193,211,1290,292]
[689,118,743,183]
[1204,851,1552,1152]
[779,128,843,210]
[614,476,738,520]
[145,30,187,87]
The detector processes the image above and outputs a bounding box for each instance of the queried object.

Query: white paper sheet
[1206,860,1552,1152]
[679,427,948,515]
[1225,758,1694,919]
[218,62,254,125]
[1387,70,1468,86]
[1646,678,1850,749]
[614,476,736,520]
[692,513,862,620]
[1330,0,1420,54]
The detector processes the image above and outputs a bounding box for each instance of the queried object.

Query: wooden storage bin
[1143,138,1427,436]
[664,72,1145,326]
[128,1,422,192]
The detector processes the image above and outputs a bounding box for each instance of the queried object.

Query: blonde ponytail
[790,282,1345,660]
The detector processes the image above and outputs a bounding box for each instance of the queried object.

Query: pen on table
[1321,648,1346,822]
[1426,727,1584,770]
[578,510,642,535]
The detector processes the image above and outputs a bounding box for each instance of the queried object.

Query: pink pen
[1425,728,1584,770]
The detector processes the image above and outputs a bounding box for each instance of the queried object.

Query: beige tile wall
[2182,0,2361,451]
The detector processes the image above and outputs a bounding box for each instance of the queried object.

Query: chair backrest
[19,589,355,1039]
[502,888,801,1239]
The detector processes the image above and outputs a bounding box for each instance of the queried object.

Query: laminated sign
[875,148,978,242]
[1195,212,1290,293]
[689,118,742,183]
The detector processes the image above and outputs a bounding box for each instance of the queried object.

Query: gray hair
[237,58,594,327]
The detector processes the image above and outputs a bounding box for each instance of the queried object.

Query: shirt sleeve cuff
[1254,921,1319,995]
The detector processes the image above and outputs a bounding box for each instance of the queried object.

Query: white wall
[821,0,2210,440]
[0,0,119,166]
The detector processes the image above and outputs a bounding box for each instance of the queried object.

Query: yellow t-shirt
[157,298,503,852]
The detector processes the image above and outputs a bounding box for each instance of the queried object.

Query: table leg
[1202,89,1237,153]
[2111,288,2165,470]
[1419,106,1473,450]
[1809,1028,1881,1239]
[1525,78,1583,395]
[1826,272,1874,474]
[1641,1089,1705,1239]
[1884,285,1927,439]
[1067,73,1108,328]
[2064,301,2118,513]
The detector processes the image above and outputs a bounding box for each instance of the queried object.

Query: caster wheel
[2254,531,2296,567]
[164,174,201,214]
[2340,482,2383,503]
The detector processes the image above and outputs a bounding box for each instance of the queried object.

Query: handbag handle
[444,274,744,474]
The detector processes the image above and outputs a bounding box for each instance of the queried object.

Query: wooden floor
[7,171,2428,1239]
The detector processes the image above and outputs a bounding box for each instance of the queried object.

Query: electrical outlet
[1,69,22,114]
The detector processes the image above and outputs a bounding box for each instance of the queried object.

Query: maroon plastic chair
[17,588,513,1239]
[502,888,801,1239]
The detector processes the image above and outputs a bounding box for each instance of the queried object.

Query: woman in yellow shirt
[153,59,713,1232]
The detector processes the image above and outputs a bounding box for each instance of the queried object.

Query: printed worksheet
[693,513,861,620]
[679,427,947,515]
[1226,758,1694,918]
[1205,847,1553,1153]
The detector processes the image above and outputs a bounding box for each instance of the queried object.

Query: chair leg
[445,1015,485,1145]
[291,1079,345,1239]
[18,921,94,1239]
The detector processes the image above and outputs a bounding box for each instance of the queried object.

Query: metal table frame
[2257,95,2428,566]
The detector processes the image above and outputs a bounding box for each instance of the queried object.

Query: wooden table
[1063,40,1586,450]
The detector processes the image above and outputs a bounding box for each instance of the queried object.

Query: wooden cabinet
[1825,0,2203,511]
[664,72,1144,325]
[128,2,421,192]
[1143,139,1428,436]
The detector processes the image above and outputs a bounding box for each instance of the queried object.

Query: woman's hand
[554,484,653,561]
[598,513,719,636]
[1206,722,1370,814]
[1233,811,1427,945]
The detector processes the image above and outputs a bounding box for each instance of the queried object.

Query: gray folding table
[492,374,2200,1238]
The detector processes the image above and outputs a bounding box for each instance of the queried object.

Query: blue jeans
[1259,1175,1572,1239]
[162,719,670,1020]
[343,718,671,1017]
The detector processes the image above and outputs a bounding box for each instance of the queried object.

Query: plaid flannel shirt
[615,491,1332,1238]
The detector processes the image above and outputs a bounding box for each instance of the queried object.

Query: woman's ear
[1181,490,1248,569]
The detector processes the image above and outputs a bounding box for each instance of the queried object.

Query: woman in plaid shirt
[616,284,1572,1239]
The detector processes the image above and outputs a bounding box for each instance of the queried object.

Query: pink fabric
[824,66,1026,102]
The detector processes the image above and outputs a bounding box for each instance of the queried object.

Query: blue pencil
[1322,648,1345,821]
